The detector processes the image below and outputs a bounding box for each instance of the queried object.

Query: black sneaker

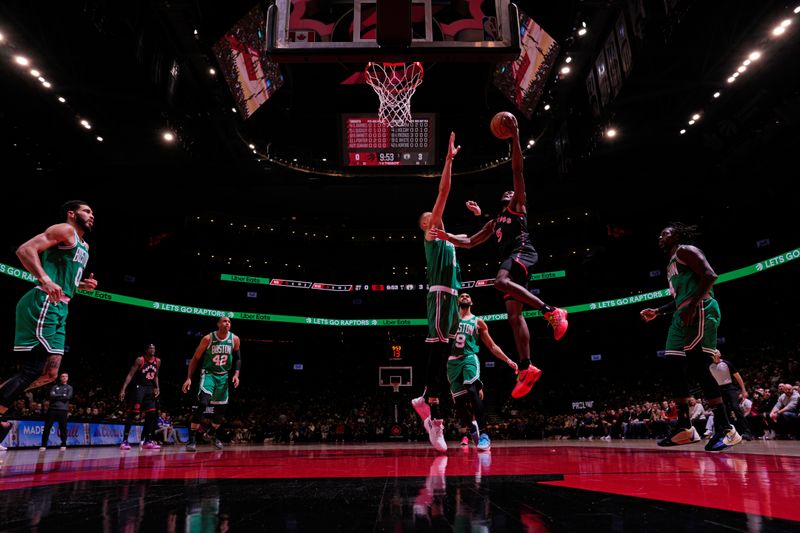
[657,426,700,447]
[185,440,197,452]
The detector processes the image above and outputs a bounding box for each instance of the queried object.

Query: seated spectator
[770,384,799,439]
[156,411,178,444]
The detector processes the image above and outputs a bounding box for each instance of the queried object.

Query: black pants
[720,384,751,436]
[42,409,68,446]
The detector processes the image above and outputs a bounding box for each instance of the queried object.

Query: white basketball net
[365,62,424,128]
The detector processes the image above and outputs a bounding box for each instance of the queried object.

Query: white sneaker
[723,427,742,447]
[411,397,431,421]
[39,446,46,452]
[423,417,433,435]
[428,419,447,453]
[0,444,6,452]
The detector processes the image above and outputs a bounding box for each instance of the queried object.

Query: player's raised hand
[447,131,461,160]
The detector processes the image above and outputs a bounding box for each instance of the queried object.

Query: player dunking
[432,115,568,399]
[0,201,97,446]
[182,317,241,452]
[119,343,161,450]
[412,132,461,453]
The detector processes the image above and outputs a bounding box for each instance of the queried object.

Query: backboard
[265,0,520,63]
[378,366,413,392]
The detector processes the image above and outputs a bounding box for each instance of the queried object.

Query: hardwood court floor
[1,440,798,531]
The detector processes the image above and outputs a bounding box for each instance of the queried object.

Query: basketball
[490,111,516,139]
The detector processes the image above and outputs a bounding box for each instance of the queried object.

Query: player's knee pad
[686,348,720,399]
[212,404,227,425]
[666,355,690,399]
[465,384,482,405]
[0,351,48,406]
[192,393,212,424]
[454,394,471,425]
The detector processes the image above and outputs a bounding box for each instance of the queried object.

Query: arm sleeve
[232,349,241,372]
[657,301,677,315]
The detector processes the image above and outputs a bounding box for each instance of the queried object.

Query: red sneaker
[511,366,543,398]
[543,308,568,340]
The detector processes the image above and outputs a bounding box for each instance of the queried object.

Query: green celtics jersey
[424,238,461,290]
[40,229,89,298]
[203,331,234,374]
[667,252,713,307]
[451,314,480,358]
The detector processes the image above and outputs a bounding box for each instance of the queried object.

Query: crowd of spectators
[2,338,797,445]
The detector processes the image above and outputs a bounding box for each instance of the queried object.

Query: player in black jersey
[431,114,568,399]
[119,343,161,450]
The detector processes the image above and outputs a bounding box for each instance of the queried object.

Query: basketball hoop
[364,62,424,128]
[389,376,402,394]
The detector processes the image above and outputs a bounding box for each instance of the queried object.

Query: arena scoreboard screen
[341,113,436,166]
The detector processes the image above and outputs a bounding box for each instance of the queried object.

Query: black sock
[712,404,732,433]
[518,359,531,371]
[189,428,197,442]
[542,305,554,314]
[676,403,690,429]
[429,398,441,420]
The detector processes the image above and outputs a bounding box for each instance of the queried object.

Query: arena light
[96,136,104,142]
[713,92,720,98]
[795,5,800,14]
[605,128,618,138]
[772,25,786,36]
[565,56,572,64]
[248,143,255,149]
[748,51,761,61]
[57,96,66,103]
[692,113,701,120]
[42,81,51,88]
[578,28,587,36]
[0,32,5,43]
[680,129,686,135]
[743,59,751,66]
[543,104,551,111]
[727,76,736,83]
[560,66,571,75]
[29,69,40,77]
[80,119,91,130]
[688,119,695,125]
[13,55,29,66]
[737,66,747,73]
[209,68,216,75]
[162,131,175,142]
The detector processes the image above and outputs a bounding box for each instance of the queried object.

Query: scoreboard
[341,113,436,166]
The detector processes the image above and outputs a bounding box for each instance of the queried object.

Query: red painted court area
[2,443,799,524]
